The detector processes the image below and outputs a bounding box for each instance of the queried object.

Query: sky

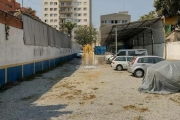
[16,0,155,28]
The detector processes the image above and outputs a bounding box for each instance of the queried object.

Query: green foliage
[139,11,157,20]
[75,25,97,46]
[26,7,36,15]
[62,21,77,39]
[154,0,180,17]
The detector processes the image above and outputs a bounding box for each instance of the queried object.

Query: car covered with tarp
[138,60,180,94]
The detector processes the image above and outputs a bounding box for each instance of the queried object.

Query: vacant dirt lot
[0,57,180,120]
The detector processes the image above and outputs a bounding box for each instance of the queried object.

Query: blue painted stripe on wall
[50,59,55,67]
[23,63,34,77]
[7,66,22,82]
[43,60,49,70]
[35,62,42,73]
[0,69,5,86]
[0,54,77,86]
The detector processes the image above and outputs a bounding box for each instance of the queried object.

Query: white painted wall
[166,42,180,60]
[0,23,79,66]
[133,44,165,58]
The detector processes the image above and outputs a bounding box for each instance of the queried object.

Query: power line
[25,0,42,7]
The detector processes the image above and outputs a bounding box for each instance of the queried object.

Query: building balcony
[59,11,73,14]
[59,5,73,8]
[60,16,72,19]
[59,0,73,2]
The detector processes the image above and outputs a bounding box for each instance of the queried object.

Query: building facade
[100,11,131,27]
[42,0,92,41]
[0,0,20,11]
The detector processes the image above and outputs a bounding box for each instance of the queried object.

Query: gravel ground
[1,57,180,120]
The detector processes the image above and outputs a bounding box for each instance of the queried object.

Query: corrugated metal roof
[100,18,161,45]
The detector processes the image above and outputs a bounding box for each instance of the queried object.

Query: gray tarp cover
[139,60,180,94]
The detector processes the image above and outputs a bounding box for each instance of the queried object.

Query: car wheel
[116,65,123,71]
[134,69,144,78]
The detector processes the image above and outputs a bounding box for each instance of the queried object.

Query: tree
[154,0,180,17]
[62,21,77,39]
[139,11,157,20]
[75,25,97,46]
[26,7,36,16]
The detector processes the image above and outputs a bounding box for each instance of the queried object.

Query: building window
[54,19,57,22]
[54,2,57,5]
[74,19,77,22]
[78,8,81,11]
[122,20,128,23]
[117,20,121,23]
[78,2,81,5]
[54,14,57,17]
[84,13,87,16]
[45,19,48,22]
[50,14,53,17]
[84,2,87,5]
[74,2,78,5]
[111,20,114,24]
[44,8,48,11]
[78,19,81,22]
[101,20,104,23]
[44,14,48,17]
[84,7,87,11]
[50,8,53,11]
[108,20,111,24]
[50,2,53,5]
[44,2,48,5]
[74,8,77,11]
[115,20,118,24]
[84,19,87,22]
[78,13,81,16]
[74,13,77,16]
[61,2,64,6]
[50,19,53,22]
[54,8,57,11]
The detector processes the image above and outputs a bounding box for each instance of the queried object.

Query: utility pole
[22,0,23,8]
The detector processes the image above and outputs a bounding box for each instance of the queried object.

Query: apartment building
[100,11,131,27]
[0,0,20,11]
[42,0,92,41]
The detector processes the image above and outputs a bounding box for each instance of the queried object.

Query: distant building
[42,0,92,41]
[100,11,131,27]
[0,0,20,11]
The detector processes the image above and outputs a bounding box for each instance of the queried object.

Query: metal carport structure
[100,18,165,57]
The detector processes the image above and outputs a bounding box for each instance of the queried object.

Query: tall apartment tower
[42,0,92,41]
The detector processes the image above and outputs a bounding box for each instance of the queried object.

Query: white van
[108,49,148,62]
[117,49,148,56]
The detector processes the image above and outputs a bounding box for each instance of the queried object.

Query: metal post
[115,27,117,54]
[143,32,145,49]
[151,30,154,55]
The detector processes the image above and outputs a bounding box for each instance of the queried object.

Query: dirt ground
[0,56,180,120]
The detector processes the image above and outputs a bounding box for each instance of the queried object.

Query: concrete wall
[0,23,79,86]
[134,44,165,58]
[166,42,180,60]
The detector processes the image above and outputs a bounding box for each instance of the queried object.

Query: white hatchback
[111,56,133,71]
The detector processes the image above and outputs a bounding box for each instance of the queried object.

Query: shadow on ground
[0,58,82,120]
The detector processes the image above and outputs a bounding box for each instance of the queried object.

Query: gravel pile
[0,57,180,120]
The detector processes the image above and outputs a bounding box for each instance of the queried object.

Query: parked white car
[77,50,83,58]
[111,56,133,71]
[127,56,164,77]
[105,52,113,61]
